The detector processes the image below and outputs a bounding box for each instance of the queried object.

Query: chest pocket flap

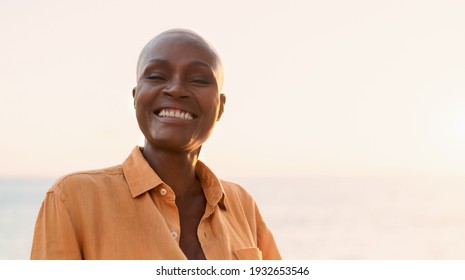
[234,247,263,260]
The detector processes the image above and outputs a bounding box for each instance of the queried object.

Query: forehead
[138,33,220,71]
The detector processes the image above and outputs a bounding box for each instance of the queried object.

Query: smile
[157,109,195,120]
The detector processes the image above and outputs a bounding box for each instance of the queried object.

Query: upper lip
[153,106,198,118]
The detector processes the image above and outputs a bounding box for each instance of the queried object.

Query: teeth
[158,109,193,120]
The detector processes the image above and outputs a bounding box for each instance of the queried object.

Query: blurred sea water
[242,176,465,259]
[1,175,465,260]
[0,178,52,259]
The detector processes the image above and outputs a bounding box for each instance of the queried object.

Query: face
[133,33,226,153]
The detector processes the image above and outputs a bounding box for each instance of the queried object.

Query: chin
[149,137,200,152]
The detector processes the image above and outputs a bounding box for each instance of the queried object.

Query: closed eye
[147,74,166,80]
[192,79,208,84]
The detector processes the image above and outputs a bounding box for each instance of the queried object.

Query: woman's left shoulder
[219,180,257,205]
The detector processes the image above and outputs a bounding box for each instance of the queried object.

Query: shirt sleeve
[30,192,82,260]
[255,202,282,260]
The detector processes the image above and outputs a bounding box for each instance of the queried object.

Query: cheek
[134,86,154,107]
[200,94,221,118]
[134,85,160,116]
[134,90,155,129]
[135,101,150,124]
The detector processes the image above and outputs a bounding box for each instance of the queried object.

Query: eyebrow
[146,58,214,70]
[189,60,215,70]
[146,58,169,65]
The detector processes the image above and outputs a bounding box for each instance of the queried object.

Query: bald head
[136,29,224,89]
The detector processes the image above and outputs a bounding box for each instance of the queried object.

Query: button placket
[155,185,181,244]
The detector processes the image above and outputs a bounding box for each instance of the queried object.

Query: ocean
[1,175,464,259]
[0,178,52,260]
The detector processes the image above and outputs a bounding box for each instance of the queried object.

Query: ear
[217,94,226,121]
[132,87,136,108]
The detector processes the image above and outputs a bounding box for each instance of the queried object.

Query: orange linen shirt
[31,147,281,260]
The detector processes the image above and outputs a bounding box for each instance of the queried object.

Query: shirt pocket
[233,247,263,260]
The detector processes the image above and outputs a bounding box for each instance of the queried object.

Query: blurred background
[1,0,464,259]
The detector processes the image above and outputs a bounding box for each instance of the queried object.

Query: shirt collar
[195,160,226,210]
[122,146,164,198]
[122,146,226,209]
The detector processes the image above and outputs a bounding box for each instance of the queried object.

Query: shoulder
[220,179,258,210]
[220,180,253,198]
[48,165,124,199]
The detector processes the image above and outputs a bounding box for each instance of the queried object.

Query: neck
[142,141,203,198]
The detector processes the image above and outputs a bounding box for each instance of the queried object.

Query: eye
[189,77,211,85]
[146,74,166,81]
[191,79,208,84]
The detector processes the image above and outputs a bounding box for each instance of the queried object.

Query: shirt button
[160,188,167,196]
[171,231,178,239]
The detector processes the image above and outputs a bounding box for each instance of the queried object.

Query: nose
[162,79,190,99]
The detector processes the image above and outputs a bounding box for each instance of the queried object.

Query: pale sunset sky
[1,0,464,179]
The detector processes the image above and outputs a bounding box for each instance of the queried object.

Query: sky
[1,0,464,179]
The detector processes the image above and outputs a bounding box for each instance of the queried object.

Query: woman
[31,29,281,260]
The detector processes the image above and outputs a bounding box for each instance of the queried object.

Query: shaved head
[136,29,224,89]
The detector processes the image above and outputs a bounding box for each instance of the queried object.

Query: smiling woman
[133,31,225,156]
[30,29,281,260]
